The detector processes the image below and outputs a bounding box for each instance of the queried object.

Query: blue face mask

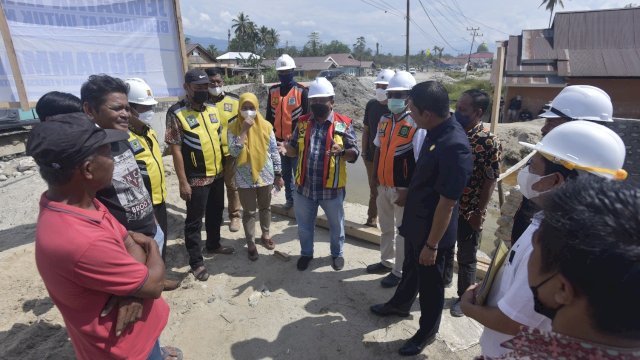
[388,98,406,114]
[454,111,472,128]
[278,72,295,85]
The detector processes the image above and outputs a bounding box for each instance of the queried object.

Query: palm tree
[540,0,565,28]
[231,12,253,39]
[267,28,280,48]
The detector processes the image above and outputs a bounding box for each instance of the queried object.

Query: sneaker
[381,273,401,288]
[366,262,392,274]
[332,256,344,271]
[297,256,313,271]
[229,218,241,232]
[450,298,465,317]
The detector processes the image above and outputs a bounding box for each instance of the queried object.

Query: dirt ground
[0,156,484,360]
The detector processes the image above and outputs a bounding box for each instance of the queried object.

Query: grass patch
[444,78,493,106]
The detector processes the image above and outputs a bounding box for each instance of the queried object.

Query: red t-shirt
[35,193,169,360]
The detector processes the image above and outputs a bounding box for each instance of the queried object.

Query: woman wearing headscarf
[228,93,284,261]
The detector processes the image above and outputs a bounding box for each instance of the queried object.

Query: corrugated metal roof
[521,29,555,62]
[554,8,639,49]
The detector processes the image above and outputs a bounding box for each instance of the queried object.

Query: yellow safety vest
[171,101,226,178]
[127,127,167,205]
[212,92,239,155]
[295,113,351,189]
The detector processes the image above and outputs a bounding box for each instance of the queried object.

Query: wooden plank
[271,204,490,279]
[172,0,189,74]
[0,2,29,111]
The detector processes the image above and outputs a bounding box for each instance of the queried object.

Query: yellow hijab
[230,92,273,182]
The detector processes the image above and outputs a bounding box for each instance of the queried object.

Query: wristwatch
[424,243,438,251]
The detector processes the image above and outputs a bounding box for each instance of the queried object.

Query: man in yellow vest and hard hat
[165,69,235,282]
[267,54,309,210]
[205,68,242,233]
[278,77,359,272]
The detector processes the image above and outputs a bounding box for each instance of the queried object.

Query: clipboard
[475,240,510,305]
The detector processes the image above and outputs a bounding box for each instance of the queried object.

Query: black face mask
[191,90,208,104]
[530,273,564,320]
[310,103,330,120]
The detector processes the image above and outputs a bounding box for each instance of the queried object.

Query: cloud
[295,20,316,27]
[199,13,211,22]
[219,10,234,23]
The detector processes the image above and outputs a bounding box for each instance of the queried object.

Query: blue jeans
[293,191,345,257]
[146,339,161,360]
[281,155,297,204]
[153,223,164,255]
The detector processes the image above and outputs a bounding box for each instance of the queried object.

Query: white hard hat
[275,54,296,71]
[308,77,335,98]
[374,69,395,85]
[125,78,158,106]
[520,120,627,180]
[539,85,613,122]
[386,70,416,92]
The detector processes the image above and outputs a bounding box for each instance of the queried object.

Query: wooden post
[0,1,29,110]
[491,42,507,207]
[172,0,189,75]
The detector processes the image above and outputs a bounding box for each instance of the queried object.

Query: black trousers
[184,177,224,269]
[153,202,168,260]
[387,239,451,340]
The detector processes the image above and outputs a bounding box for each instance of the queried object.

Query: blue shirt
[290,111,359,201]
[399,117,472,249]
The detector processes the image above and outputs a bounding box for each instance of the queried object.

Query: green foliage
[229,12,279,57]
[206,45,219,58]
[303,32,323,56]
[443,78,493,105]
[324,40,351,54]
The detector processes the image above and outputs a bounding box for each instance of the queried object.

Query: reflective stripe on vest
[377,112,417,187]
[174,104,223,178]
[128,129,167,205]
[213,93,239,156]
[295,113,350,189]
[270,86,303,140]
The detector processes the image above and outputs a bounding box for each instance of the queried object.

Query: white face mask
[209,87,223,97]
[138,110,154,125]
[517,165,554,199]
[241,110,257,120]
[375,88,387,102]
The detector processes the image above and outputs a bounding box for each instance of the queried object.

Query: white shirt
[373,113,426,162]
[479,212,552,358]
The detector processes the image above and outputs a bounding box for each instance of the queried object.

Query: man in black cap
[28,113,181,360]
[166,68,234,282]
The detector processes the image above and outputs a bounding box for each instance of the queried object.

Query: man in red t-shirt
[27,113,182,360]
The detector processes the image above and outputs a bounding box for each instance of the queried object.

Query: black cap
[26,112,128,171]
[184,68,210,84]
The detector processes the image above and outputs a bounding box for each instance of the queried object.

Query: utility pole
[227,29,231,51]
[465,27,481,79]
[405,0,410,71]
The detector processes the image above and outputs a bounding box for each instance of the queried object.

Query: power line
[417,0,460,52]
[370,0,404,17]
[360,0,403,18]
[465,27,482,78]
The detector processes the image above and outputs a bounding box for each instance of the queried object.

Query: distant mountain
[186,35,228,51]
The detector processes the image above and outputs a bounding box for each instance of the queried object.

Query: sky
[179,0,635,56]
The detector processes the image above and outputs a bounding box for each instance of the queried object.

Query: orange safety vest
[376,112,417,188]
[269,84,305,140]
[295,112,351,189]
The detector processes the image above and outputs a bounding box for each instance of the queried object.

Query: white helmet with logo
[386,70,416,92]
[375,69,396,85]
[275,54,296,71]
[539,85,613,122]
[520,120,627,180]
[308,77,335,98]
[125,78,158,106]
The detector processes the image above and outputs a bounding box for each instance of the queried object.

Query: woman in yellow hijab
[229,92,284,261]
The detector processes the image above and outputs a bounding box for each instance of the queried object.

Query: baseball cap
[184,69,210,84]
[26,112,128,171]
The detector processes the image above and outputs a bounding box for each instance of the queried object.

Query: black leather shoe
[366,262,392,274]
[297,256,313,271]
[380,273,401,288]
[332,256,344,271]
[370,303,410,317]
[398,333,436,356]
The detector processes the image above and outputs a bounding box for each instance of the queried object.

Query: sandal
[191,266,209,281]
[160,346,183,360]
[247,243,259,261]
[260,236,275,250]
